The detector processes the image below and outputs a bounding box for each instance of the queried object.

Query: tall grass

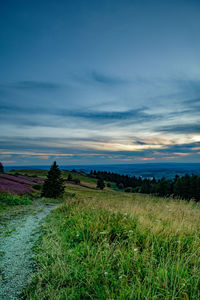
[24,186,200,299]
[0,193,32,206]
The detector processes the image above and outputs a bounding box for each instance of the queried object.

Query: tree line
[89,170,200,201]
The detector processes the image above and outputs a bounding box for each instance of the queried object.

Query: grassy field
[8,168,95,181]
[23,183,200,300]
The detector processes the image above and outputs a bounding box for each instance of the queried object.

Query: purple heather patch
[0,178,33,194]
[0,174,36,185]
[18,175,45,184]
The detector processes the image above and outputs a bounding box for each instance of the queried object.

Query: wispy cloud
[64,107,154,124]
[159,123,200,134]
[0,103,159,127]
[71,70,129,86]
[90,71,128,85]
[174,78,200,97]
[183,98,200,105]
[0,81,61,91]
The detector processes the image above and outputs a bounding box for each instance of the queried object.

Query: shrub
[118,183,124,189]
[125,187,132,193]
[74,178,80,185]
[33,184,42,190]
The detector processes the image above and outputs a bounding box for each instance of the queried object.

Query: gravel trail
[0,203,58,300]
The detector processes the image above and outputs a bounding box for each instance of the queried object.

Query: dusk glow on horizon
[1,0,200,165]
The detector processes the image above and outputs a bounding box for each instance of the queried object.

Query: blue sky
[0,0,200,165]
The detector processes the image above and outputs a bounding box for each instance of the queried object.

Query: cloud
[1,134,200,164]
[140,157,155,161]
[175,78,200,96]
[0,160,16,164]
[159,123,200,134]
[71,70,129,86]
[90,71,128,85]
[0,102,159,128]
[183,98,200,105]
[0,81,61,91]
[62,107,159,125]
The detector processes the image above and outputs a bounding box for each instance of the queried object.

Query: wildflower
[0,177,34,194]
[76,233,79,237]
[104,272,108,276]
[134,248,138,252]
[129,230,133,233]
[119,275,123,279]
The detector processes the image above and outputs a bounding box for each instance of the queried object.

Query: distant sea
[5,163,200,180]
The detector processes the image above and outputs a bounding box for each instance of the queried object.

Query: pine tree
[41,161,65,198]
[67,173,72,181]
[97,178,105,190]
[0,162,4,173]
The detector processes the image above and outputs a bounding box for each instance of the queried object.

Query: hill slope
[24,184,200,299]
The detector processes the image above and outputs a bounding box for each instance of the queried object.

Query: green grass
[8,169,98,187]
[8,169,48,178]
[23,184,200,300]
[0,193,32,206]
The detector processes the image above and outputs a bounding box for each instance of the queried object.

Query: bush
[125,187,132,193]
[118,183,124,189]
[33,184,42,190]
[107,182,111,187]
[74,178,80,185]
[14,172,19,176]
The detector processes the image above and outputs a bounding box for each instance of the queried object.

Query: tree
[41,161,65,198]
[125,187,132,193]
[118,183,124,189]
[97,178,105,190]
[0,162,4,173]
[67,173,72,181]
[74,178,80,185]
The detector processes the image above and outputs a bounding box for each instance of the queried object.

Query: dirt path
[0,202,58,300]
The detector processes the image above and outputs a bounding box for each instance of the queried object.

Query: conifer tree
[42,161,65,198]
[97,178,105,190]
[0,162,4,173]
[67,173,72,181]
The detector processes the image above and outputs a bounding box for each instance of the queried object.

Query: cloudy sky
[1,0,200,165]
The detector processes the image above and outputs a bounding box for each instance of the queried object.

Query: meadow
[0,169,200,299]
[23,182,200,299]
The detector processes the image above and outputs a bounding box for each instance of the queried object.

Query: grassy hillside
[7,169,98,188]
[24,183,200,299]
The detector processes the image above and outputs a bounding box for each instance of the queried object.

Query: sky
[0,0,200,166]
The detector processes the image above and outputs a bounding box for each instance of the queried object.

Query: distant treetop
[0,162,4,174]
